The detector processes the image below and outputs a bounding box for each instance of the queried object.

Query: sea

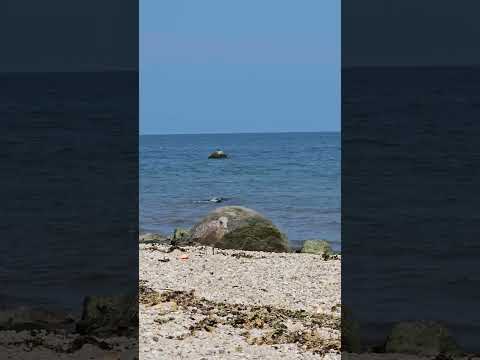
[0,72,138,313]
[343,66,480,350]
[140,132,341,251]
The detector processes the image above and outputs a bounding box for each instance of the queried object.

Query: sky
[140,0,340,135]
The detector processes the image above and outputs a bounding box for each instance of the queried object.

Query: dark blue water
[0,72,138,313]
[140,132,340,250]
[343,66,480,351]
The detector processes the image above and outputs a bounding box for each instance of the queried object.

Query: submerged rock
[385,321,461,356]
[76,294,138,337]
[208,150,228,159]
[189,206,289,252]
[301,240,333,256]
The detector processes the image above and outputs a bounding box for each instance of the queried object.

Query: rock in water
[385,321,461,356]
[301,240,333,256]
[208,150,228,159]
[189,206,289,252]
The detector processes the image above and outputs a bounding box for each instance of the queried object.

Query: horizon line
[342,63,480,69]
[140,130,340,136]
[3,63,480,74]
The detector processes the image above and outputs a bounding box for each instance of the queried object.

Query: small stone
[208,150,228,159]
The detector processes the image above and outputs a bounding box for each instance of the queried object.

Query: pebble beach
[139,243,341,359]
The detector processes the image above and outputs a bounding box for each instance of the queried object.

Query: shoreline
[140,243,341,359]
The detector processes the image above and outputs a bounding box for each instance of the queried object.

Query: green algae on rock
[301,240,333,256]
[189,206,290,252]
[385,321,462,356]
[76,294,138,337]
[341,305,361,353]
[172,228,190,242]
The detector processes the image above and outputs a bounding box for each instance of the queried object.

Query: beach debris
[148,244,187,253]
[67,336,113,353]
[139,284,340,355]
[208,149,228,159]
[167,245,186,253]
[179,254,189,260]
[231,252,253,259]
[189,206,290,252]
[158,257,170,262]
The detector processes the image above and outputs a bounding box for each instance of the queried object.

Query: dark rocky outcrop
[172,228,191,244]
[76,294,138,337]
[342,306,361,353]
[189,206,289,252]
[384,321,461,356]
[208,150,228,159]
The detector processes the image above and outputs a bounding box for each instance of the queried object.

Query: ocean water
[140,132,340,250]
[343,66,480,350]
[0,72,138,312]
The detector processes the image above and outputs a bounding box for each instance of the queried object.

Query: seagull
[209,197,228,203]
[194,197,230,204]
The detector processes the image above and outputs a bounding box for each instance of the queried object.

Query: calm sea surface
[140,132,340,250]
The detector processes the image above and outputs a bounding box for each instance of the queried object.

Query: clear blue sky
[140,0,340,135]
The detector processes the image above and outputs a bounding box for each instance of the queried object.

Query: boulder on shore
[189,206,289,252]
[139,232,168,244]
[76,294,138,337]
[385,321,461,356]
[172,228,191,243]
[342,306,361,353]
[208,150,228,159]
[301,240,333,256]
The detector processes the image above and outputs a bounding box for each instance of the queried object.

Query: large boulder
[301,240,333,256]
[385,321,461,356]
[189,206,289,252]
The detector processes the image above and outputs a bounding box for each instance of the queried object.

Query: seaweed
[139,284,340,355]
